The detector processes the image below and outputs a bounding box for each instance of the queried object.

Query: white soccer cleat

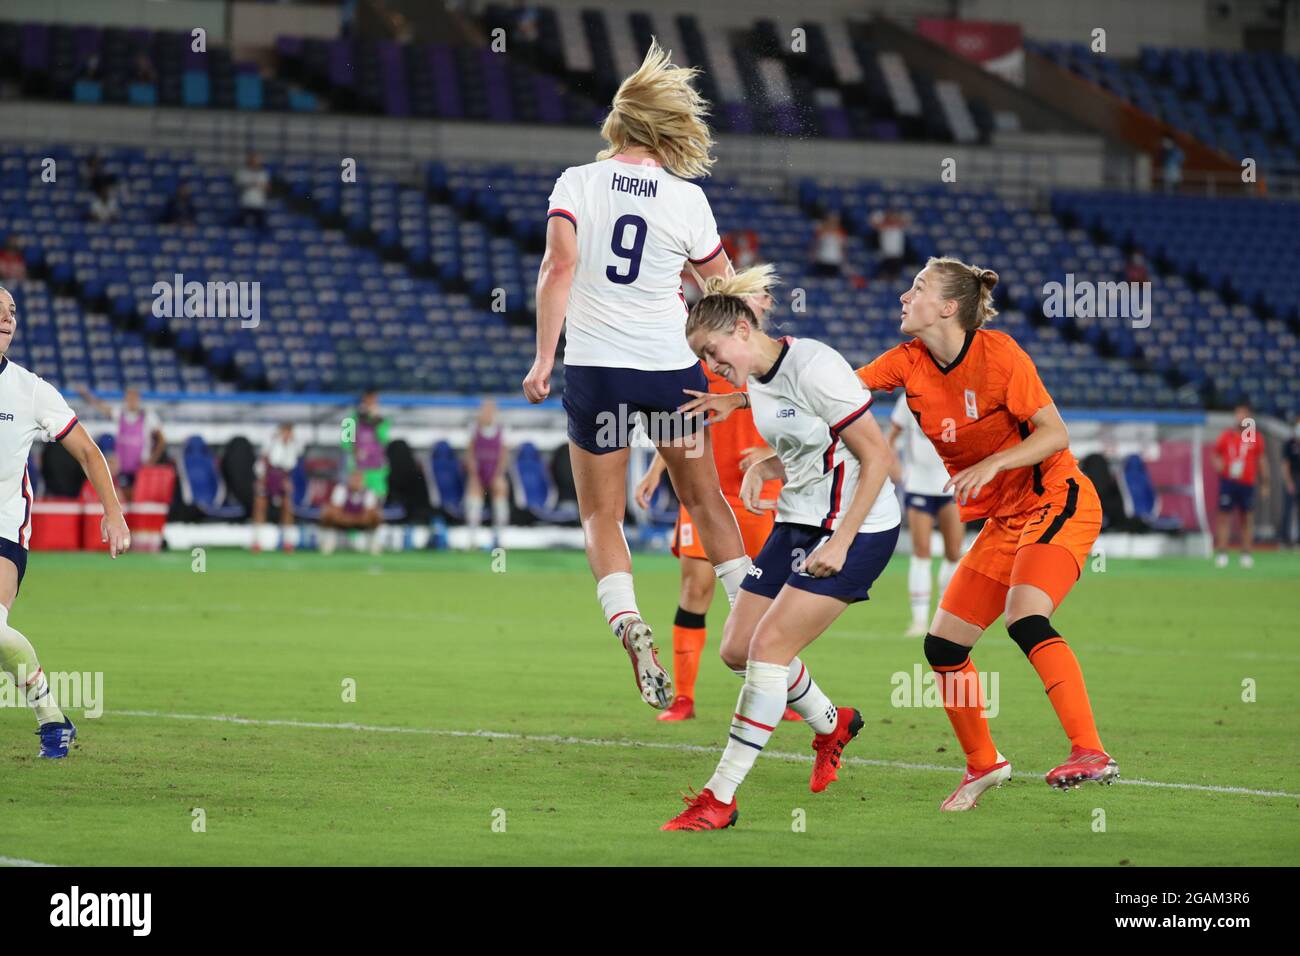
[619,618,673,710]
[1240,553,1254,569]
[903,621,927,638]
[1214,552,1229,568]
[940,753,1012,812]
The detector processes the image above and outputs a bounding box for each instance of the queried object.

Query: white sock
[938,558,958,596]
[319,527,337,555]
[368,528,382,554]
[492,496,509,532]
[0,609,63,726]
[596,571,640,638]
[465,491,484,546]
[713,556,752,609]
[706,660,789,803]
[785,657,837,733]
[908,554,932,626]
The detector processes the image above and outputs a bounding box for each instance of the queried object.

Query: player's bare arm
[523,216,577,404]
[678,388,746,423]
[61,423,130,558]
[739,452,784,515]
[805,413,892,578]
[634,451,668,510]
[946,402,1070,505]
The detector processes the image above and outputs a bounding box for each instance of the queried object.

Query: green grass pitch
[2,547,1297,866]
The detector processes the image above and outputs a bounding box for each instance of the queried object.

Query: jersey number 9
[606,214,647,285]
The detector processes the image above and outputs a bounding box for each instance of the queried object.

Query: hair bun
[977,268,999,290]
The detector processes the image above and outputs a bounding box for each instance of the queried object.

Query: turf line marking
[106,709,1300,800]
[0,856,56,867]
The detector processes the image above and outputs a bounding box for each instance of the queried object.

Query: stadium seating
[510,441,579,524]
[177,435,246,519]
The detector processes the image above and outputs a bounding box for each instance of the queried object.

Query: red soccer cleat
[940,754,1012,811]
[782,707,801,722]
[809,707,864,793]
[282,540,296,553]
[657,696,695,721]
[1045,747,1119,791]
[660,788,738,831]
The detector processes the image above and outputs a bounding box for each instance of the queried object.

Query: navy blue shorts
[741,521,900,604]
[1218,478,1255,512]
[0,536,28,591]
[562,363,707,455]
[904,492,954,516]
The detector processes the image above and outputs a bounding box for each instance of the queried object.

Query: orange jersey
[701,364,782,502]
[857,329,1078,521]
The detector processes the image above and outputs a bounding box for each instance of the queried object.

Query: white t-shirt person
[547,156,723,370]
[748,337,900,533]
[0,357,78,547]
[890,398,952,497]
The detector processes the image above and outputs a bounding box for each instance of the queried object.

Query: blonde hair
[925,256,999,331]
[685,265,780,336]
[597,38,716,180]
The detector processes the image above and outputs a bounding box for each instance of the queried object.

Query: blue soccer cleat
[36,718,77,759]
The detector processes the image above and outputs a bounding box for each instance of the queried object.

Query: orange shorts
[939,474,1101,630]
[673,498,775,562]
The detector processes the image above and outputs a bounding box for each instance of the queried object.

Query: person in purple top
[342,389,390,499]
[464,398,510,549]
[319,469,382,555]
[77,386,167,494]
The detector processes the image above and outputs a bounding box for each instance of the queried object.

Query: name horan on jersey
[1,667,103,718]
[152,272,260,328]
[610,173,658,198]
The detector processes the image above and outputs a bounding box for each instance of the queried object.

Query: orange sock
[671,622,707,701]
[931,656,999,771]
[1026,638,1104,752]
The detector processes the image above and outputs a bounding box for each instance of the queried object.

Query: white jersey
[748,338,900,533]
[890,398,952,496]
[264,433,302,471]
[0,357,78,548]
[547,156,723,371]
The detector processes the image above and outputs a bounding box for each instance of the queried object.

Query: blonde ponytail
[686,264,779,335]
[925,256,999,330]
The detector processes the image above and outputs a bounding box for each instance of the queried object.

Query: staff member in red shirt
[1213,402,1269,568]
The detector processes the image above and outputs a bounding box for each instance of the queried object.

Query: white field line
[0,856,56,867]
[107,709,1300,800]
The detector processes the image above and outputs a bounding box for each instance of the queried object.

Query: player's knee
[719,618,749,671]
[1006,615,1060,656]
[923,633,970,669]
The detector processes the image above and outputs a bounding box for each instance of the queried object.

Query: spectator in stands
[464,398,510,549]
[235,153,270,232]
[1124,251,1149,284]
[1281,413,1300,550]
[810,211,847,277]
[342,389,390,500]
[1159,136,1184,194]
[132,52,157,85]
[162,183,197,227]
[77,386,167,492]
[88,183,119,224]
[83,152,115,195]
[0,236,26,283]
[1212,402,1269,568]
[319,469,383,555]
[723,228,760,270]
[251,422,303,553]
[870,208,911,280]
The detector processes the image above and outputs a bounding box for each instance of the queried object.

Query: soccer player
[0,286,130,757]
[343,389,390,500]
[251,421,302,553]
[1212,402,1269,568]
[661,268,900,831]
[522,39,752,710]
[77,385,166,493]
[319,469,382,555]
[463,398,510,550]
[633,361,784,723]
[886,397,963,637]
